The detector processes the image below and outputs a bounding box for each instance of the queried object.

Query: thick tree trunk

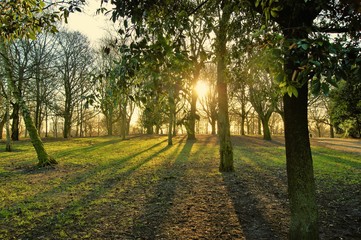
[261,117,272,140]
[284,79,319,240]
[216,1,233,172]
[281,23,320,238]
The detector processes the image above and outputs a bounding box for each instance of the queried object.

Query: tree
[182,3,211,140]
[28,33,59,136]
[0,0,84,166]
[250,0,361,238]
[56,30,93,138]
[0,41,57,165]
[249,72,278,140]
[330,78,361,138]
[215,0,235,172]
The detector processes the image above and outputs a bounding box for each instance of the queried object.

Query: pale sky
[64,0,114,47]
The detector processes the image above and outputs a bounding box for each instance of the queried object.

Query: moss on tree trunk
[284,82,319,240]
[22,105,57,167]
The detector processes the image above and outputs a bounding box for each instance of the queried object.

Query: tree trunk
[168,87,175,146]
[216,1,233,172]
[120,100,127,140]
[11,102,20,141]
[284,76,319,240]
[5,91,11,151]
[329,123,334,138]
[0,112,6,139]
[261,117,272,140]
[22,101,57,166]
[63,114,71,138]
[257,117,262,135]
[211,119,216,135]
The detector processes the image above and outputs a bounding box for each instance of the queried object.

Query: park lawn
[0,135,360,239]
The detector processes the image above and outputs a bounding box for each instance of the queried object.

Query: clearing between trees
[0,135,360,239]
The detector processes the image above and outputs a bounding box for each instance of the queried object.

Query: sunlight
[195,80,209,98]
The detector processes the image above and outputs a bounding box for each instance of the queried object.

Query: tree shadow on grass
[222,171,289,240]
[130,139,195,239]
[1,138,172,239]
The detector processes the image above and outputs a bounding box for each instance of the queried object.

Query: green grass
[0,135,359,239]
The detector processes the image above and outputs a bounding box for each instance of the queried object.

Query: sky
[64,0,114,47]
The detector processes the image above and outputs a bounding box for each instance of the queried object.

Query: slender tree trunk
[5,89,11,151]
[330,124,334,138]
[11,103,20,141]
[240,116,245,135]
[216,1,233,172]
[120,100,127,140]
[173,111,177,136]
[168,86,175,146]
[45,107,48,138]
[22,100,57,166]
[0,112,6,139]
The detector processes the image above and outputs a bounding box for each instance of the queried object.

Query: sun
[195,80,209,98]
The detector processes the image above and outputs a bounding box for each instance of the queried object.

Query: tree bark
[120,100,127,140]
[211,119,216,135]
[261,117,272,140]
[216,1,234,172]
[5,91,11,151]
[284,83,319,239]
[168,86,175,146]
[0,112,6,139]
[22,100,57,166]
[11,102,20,140]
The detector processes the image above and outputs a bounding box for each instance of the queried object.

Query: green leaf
[287,85,298,97]
[321,83,329,96]
[311,80,321,95]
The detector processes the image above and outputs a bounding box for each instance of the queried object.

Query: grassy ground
[0,135,360,239]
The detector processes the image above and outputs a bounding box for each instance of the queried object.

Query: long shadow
[131,138,195,239]
[222,171,288,239]
[1,139,168,220]
[312,150,361,169]
[223,138,289,239]
[16,139,176,239]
